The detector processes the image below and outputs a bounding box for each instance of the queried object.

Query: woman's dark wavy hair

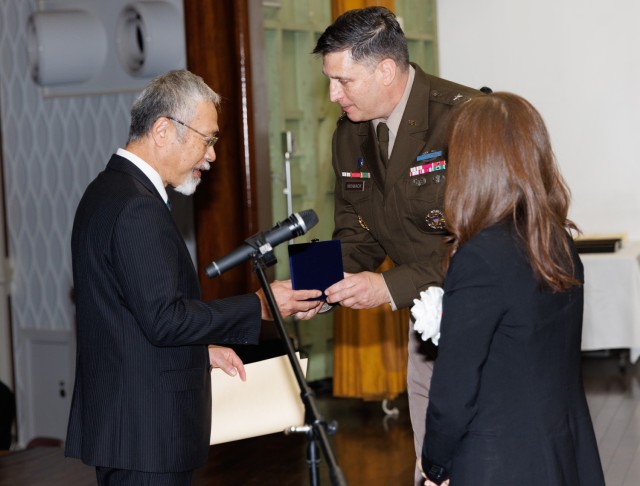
[313,6,409,70]
[444,92,580,292]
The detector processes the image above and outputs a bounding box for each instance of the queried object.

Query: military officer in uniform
[313,7,482,484]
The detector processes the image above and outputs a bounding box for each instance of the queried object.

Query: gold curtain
[333,258,409,400]
[332,0,395,20]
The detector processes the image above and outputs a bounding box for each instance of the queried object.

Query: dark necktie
[166,199,172,211]
[376,122,389,167]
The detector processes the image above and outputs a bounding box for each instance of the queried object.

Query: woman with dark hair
[421,93,604,485]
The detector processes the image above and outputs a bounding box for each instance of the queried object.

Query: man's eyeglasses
[165,115,219,149]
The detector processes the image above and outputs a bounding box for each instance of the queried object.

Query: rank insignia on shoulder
[426,209,446,230]
[358,215,370,231]
[430,89,472,105]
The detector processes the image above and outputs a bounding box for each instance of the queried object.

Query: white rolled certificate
[210,353,308,445]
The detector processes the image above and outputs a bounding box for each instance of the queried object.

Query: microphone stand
[250,245,348,486]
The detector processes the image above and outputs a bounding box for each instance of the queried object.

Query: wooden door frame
[184,0,271,299]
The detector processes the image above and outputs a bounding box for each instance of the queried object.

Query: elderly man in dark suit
[65,70,321,486]
[312,7,481,484]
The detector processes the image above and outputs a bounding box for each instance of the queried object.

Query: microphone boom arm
[205,209,318,279]
[245,232,278,269]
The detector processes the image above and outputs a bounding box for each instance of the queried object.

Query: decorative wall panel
[0,0,139,445]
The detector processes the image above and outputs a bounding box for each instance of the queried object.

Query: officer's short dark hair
[313,7,409,71]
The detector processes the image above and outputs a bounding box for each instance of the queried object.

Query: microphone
[205,209,319,278]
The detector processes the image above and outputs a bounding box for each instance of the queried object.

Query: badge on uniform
[410,160,446,177]
[343,154,370,191]
[344,180,365,191]
[358,215,370,231]
[341,171,371,179]
[410,150,446,178]
[412,176,427,187]
[426,209,446,230]
[417,150,443,162]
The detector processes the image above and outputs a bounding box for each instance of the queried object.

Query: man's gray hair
[127,70,220,143]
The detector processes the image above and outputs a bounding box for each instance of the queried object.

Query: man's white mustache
[197,161,211,171]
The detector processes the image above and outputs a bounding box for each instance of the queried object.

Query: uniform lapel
[385,67,431,191]
[358,122,385,192]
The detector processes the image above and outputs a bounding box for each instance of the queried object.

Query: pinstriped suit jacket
[65,154,262,472]
[423,223,604,485]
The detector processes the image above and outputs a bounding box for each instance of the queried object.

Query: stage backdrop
[437,0,640,239]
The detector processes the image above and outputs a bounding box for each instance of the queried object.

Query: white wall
[437,0,640,238]
[0,0,136,446]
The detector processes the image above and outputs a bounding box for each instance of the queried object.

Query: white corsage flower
[410,287,444,345]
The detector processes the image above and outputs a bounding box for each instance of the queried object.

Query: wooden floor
[582,351,640,486]
[194,384,416,485]
[199,352,640,485]
[1,353,639,485]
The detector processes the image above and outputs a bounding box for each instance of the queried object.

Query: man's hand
[256,280,323,320]
[420,458,449,486]
[324,272,390,309]
[208,346,246,381]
